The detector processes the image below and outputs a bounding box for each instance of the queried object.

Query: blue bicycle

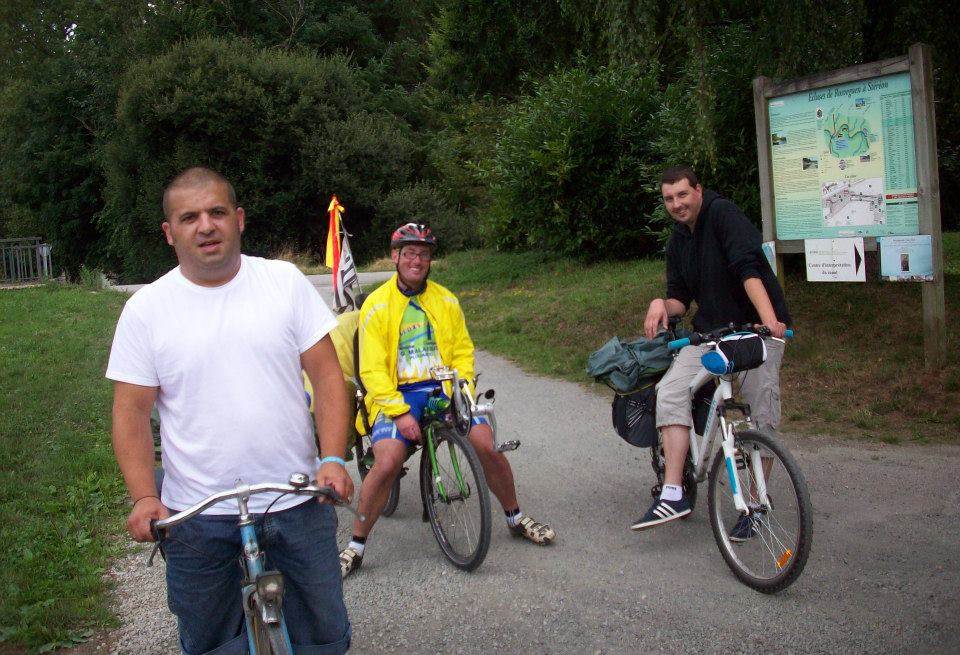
[149,474,361,655]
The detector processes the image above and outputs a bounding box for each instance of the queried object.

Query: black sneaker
[630,496,691,531]
[729,513,757,543]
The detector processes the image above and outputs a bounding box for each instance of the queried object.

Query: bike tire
[682,460,698,517]
[250,610,292,655]
[706,429,812,593]
[265,622,292,655]
[356,439,401,517]
[419,427,491,571]
[381,473,401,517]
[355,438,369,478]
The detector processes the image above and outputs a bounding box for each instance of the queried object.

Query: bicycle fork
[718,416,770,514]
[425,428,470,502]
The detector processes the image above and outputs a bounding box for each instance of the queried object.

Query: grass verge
[433,245,959,444]
[0,285,128,653]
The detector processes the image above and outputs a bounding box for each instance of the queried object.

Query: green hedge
[486,65,668,259]
[99,37,450,283]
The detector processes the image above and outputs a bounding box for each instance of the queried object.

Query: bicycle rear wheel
[707,429,812,593]
[356,438,401,517]
[419,426,491,571]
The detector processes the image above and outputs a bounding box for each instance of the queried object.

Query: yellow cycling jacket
[302,309,360,413]
[356,274,475,434]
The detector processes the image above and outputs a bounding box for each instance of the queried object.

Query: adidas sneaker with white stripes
[630,496,691,531]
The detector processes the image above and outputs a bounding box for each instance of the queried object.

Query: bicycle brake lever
[147,540,163,566]
[315,485,366,522]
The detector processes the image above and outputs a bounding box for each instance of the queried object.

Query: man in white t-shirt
[107,167,352,654]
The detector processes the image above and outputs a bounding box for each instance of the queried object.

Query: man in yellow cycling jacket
[339,223,555,577]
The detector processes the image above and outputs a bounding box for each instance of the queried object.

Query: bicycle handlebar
[667,324,795,351]
[151,480,362,540]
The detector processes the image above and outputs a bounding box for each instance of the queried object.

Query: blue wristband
[320,456,346,467]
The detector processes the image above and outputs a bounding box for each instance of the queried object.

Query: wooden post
[909,43,946,370]
[753,75,784,282]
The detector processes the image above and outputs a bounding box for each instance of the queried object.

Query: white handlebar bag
[701,332,766,375]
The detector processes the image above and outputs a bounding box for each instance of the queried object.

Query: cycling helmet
[390,223,437,250]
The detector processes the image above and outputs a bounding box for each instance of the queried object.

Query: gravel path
[94,350,960,654]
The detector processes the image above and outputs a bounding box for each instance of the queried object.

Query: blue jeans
[163,499,351,655]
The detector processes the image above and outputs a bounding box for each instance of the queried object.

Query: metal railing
[1,237,53,284]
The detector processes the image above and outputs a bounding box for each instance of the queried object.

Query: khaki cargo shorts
[655,339,785,433]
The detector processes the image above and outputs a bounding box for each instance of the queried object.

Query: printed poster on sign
[878,235,933,281]
[804,237,866,282]
[768,72,918,240]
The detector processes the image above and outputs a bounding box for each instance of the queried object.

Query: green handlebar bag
[585,330,686,394]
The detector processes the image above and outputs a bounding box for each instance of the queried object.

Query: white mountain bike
[656,324,813,593]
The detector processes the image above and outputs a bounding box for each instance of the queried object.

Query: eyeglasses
[400,250,432,262]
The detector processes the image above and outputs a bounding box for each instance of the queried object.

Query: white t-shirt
[106,255,338,514]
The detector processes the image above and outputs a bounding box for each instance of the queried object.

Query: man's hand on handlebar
[127,496,169,543]
[317,462,354,506]
[644,299,670,340]
[755,318,787,339]
[393,412,421,443]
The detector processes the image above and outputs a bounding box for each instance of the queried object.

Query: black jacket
[665,190,791,332]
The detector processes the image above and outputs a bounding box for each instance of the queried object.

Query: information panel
[768,72,918,240]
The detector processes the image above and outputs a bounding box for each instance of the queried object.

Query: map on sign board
[769,72,918,240]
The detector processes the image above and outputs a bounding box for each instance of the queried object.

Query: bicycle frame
[151,478,358,655]
[234,487,295,655]
[683,358,771,515]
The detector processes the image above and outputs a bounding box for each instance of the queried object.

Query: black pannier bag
[691,381,717,436]
[612,380,717,448]
[611,383,658,448]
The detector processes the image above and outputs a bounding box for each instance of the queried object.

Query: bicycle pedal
[496,440,520,452]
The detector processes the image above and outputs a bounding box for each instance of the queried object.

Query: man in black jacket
[631,166,791,533]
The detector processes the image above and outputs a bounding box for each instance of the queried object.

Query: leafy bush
[99,37,439,282]
[486,65,667,259]
[0,69,104,279]
[423,97,502,242]
[299,109,419,257]
[376,182,475,253]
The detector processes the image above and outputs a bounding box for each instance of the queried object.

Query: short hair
[162,166,237,219]
[660,166,700,188]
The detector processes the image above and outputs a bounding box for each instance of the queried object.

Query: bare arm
[644,298,687,339]
[743,277,786,338]
[302,335,354,503]
[112,381,167,541]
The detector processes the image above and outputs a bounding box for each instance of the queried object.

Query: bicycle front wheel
[706,429,812,593]
[419,427,491,571]
[250,614,292,655]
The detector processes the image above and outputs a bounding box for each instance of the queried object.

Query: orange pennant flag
[325,196,344,269]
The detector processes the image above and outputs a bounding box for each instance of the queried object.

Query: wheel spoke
[421,429,491,570]
[707,430,811,592]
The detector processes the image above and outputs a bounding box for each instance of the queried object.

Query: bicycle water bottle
[426,394,450,415]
